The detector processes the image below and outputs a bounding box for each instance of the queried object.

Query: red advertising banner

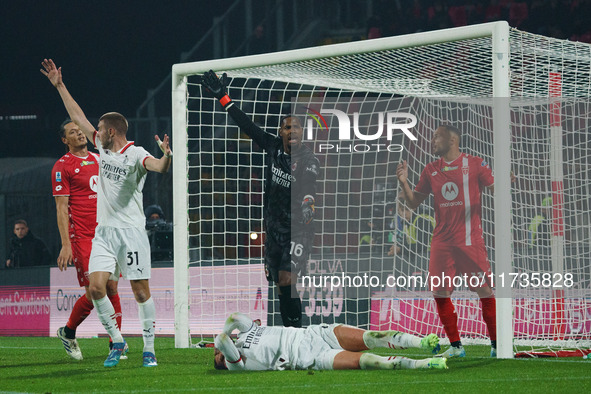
[370,295,591,339]
[0,286,50,336]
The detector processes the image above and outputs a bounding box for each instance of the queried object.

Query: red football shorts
[428,242,492,292]
[71,238,92,287]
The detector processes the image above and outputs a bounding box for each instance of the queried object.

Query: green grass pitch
[0,336,589,393]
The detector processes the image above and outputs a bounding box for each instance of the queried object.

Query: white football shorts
[296,323,343,370]
[89,226,151,280]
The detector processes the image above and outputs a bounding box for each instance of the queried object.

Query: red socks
[435,296,497,343]
[66,292,123,336]
[435,297,460,343]
[480,297,497,341]
[66,295,94,331]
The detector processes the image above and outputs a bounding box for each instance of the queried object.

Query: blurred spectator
[145,204,166,225]
[484,0,506,22]
[466,3,485,25]
[408,0,428,32]
[523,0,545,33]
[427,0,452,30]
[508,1,528,28]
[359,204,390,255]
[144,205,173,262]
[5,219,51,268]
[406,211,437,254]
[331,0,591,50]
[367,15,383,39]
[448,4,468,27]
[387,198,414,256]
[249,24,269,55]
[527,196,551,248]
[568,0,591,43]
[388,198,436,256]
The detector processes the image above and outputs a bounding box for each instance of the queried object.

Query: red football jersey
[415,153,494,246]
[51,152,100,240]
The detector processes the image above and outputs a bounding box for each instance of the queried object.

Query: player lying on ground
[214,312,446,371]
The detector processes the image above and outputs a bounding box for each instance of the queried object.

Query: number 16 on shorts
[290,242,304,257]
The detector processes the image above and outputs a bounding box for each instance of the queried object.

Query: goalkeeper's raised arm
[200,70,320,328]
[200,70,276,150]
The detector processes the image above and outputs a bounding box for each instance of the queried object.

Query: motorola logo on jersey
[441,182,459,201]
[89,175,98,193]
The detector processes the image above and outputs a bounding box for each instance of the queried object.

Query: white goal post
[172,21,591,358]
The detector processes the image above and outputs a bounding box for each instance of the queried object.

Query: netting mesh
[510,30,591,97]
[178,27,591,353]
[510,99,591,354]
[227,38,494,97]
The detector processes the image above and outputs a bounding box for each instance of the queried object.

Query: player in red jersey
[397,124,498,358]
[52,120,125,360]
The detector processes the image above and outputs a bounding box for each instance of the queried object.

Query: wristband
[157,138,173,158]
[219,94,232,107]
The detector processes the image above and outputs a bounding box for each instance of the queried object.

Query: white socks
[138,297,156,354]
[359,353,418,370]
[93,296,124,343]
[95,295,156,353]
[362,330,421,350]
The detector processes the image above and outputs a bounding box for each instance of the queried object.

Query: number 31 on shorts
[127,251,140,265]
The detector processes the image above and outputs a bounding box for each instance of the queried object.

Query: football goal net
[172,21,591,358]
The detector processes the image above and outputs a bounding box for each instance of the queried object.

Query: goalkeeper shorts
[264,229,313,282]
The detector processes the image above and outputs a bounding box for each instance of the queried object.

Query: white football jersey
[93,132,153,228]
[236,325,306,370]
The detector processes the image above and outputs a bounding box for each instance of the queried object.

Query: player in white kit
[214,313,447,371]
[41,58,172,368]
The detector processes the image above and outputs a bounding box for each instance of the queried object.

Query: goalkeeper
[214,312,446,371]
[201,70,320,328]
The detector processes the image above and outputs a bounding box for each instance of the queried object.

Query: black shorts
[264,229,313,283]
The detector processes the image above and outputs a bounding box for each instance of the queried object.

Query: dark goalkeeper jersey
[226,105,320,236]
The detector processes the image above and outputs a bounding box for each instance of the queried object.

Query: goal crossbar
[172,21,508,89]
